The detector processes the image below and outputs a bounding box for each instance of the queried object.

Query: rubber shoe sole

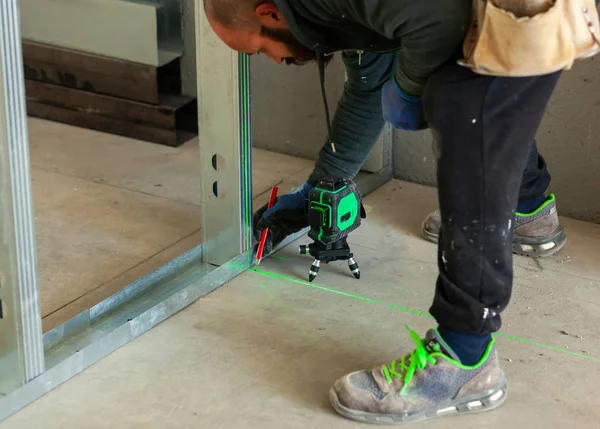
[512,224,567,258]
[421,217,439,245]
[329,375,508,425]
[421,219,567,259]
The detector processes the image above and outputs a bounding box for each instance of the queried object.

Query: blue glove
[253,181,314,253]
[382,78,427,130]
[262,181,313,220]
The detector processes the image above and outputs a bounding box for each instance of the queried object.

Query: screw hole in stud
[212,181,227,199]
[211,154,226,172]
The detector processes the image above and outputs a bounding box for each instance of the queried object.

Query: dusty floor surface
[28,118,313,330]
[3,145,600,428]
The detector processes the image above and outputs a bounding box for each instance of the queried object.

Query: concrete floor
[28,118,314,331]
[3,148,600,428]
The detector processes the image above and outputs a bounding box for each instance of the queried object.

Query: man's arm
[308,50,396,185]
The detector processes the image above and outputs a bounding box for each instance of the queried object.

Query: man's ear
[255,2,287,28]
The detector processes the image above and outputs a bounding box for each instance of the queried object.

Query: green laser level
[299,177,366,282]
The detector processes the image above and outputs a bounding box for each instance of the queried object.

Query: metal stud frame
[0,0,45,396]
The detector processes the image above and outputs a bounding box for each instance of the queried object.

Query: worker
[203,0,567,424]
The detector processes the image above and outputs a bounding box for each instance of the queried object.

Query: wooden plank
[25,80,196,130]
[23,41,181,104]
[25,81,198,147]
[27,101,197,147]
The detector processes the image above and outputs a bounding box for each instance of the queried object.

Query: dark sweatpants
[422,61,561,334]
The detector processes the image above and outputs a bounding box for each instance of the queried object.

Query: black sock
[437,327,491,366]
[516,194,546,214]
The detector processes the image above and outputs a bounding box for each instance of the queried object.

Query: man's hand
[253,181,313,255]
[382,78,428,130]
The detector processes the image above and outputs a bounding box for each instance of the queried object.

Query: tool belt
[458,0,600,76]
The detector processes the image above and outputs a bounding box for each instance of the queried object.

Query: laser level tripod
[298,177,366,282]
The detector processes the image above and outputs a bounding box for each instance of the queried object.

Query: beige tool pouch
[458,0,600,76]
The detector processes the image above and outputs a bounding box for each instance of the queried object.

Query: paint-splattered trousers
[423,60,561,334]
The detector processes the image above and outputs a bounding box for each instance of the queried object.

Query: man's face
[258,26,319,65]
[207,3,319,65]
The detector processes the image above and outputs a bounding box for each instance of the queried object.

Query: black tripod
[299,238,360,282]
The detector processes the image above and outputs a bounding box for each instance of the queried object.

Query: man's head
[203,0,320,65]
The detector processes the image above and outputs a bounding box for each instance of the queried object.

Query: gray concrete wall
[21,0,182,66]
[250,55,346,160]
[393,58,600,224]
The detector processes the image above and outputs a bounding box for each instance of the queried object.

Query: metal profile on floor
[0,0,392,423]
[0,249,251,422]
[0,0,254,420]
[39,170,390,361]
[0,169,391,421]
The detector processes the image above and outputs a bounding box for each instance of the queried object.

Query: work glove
[382,78,427,131]
[253,181,313,254]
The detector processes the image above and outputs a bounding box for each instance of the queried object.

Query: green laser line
[257,280,279,303]
[250,268,600,364]
[269,254,287,261]
[239,53,252,264]
[495,333,600,362]
[252,268,382,304]
[388,304,434,319]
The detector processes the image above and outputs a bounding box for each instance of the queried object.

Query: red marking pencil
[256,186,278,265]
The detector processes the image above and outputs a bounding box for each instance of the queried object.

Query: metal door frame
[0,0,392,422]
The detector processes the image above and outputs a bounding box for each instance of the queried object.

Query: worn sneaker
[329,328,507,424]
[421,194,566,258]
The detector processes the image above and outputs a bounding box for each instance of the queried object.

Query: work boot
[329,328,507,424]
[421,194,566,258]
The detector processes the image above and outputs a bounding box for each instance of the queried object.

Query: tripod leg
[309,259,321,282]
[348,257,360,279]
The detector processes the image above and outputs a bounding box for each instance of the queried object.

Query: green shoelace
[381,327,438,396]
